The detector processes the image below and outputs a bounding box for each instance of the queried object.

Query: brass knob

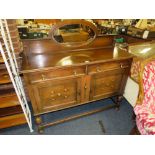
[73,70,77,75]
[120,64,129,69]
[64,88,68,92]
[84,84,87,89]
[51,91,54,94]
[52,98,55,101]
[96,66,101,72]
[57,93,61,96]
[41,74,46,80]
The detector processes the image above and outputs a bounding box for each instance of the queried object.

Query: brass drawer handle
[51,91,55,94]
[96,66,102,72]
[41,74,46,80]
[64,96,68,98]
[84,83,87,89]
[120,64,129,69]
[73,70,77,76]
[84,83,87,99]
[64,88,68,92]
[57,93,61,96]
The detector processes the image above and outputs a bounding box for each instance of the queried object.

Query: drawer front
[88,60,130,75]
[0,69,11,84]
[0,113,26,129]
[0,63,6,70]
[0,56,4,63]
[32,77,81,114]
[28,66,86,83]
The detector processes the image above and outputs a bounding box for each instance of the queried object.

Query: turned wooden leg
[35,116,44,134]
[38,126,44,134]
[129,124,140,135]
[115,95,123,110]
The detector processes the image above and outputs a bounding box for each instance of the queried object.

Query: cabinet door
[32,77,81,114]
[90,69,125,101]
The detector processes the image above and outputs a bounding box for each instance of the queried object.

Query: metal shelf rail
[0,19,33,132]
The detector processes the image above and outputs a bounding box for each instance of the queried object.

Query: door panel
[90,69,124,100]
[32,77,81,114]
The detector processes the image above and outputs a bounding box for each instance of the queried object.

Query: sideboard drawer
[88,60,130,74]
[28,66,86,83]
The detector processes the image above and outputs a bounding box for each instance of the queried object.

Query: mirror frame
[49,19,98,48]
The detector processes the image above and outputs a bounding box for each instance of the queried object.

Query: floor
[0,98,135,135]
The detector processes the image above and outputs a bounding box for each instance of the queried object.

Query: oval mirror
[49,20,98,47]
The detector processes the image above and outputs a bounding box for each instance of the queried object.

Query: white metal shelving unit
[0,19,33,132]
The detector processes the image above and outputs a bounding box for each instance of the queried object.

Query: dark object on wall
[127,26,155,39]
[127,26,147,39]
[28,32,43,39]
[147,31,155,38]
[19,33,29,39]
[116,25,128,35]
[18,26,29,39]
[131,19,139,26]
[97,25,114,35]
[59,24,80,31]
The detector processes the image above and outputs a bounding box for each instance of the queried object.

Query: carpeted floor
[0,98,135,135]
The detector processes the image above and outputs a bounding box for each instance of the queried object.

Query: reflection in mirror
[53,23,95,43]
[56,54,92,66]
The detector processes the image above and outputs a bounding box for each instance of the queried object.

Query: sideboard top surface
[21,37,133,73]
